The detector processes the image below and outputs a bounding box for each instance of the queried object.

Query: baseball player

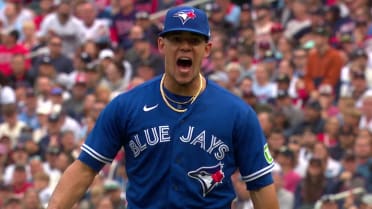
[47,6,279,209]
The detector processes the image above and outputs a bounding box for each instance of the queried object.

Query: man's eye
[189,38,203,45]
[169,37,182,43]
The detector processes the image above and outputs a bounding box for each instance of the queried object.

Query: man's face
[80,3,96,24]
[313,34,327,48]
[10,56,25,74]
[354,137,371,160]
[158,32,211,85]
[48,38,63,55]
[57,3,71,19]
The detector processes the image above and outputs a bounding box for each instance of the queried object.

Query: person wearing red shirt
[0,29,29,77]
[304,26,344,95]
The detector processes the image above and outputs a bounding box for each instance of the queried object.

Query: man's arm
[250,183,279,209]
[47,160,97,209]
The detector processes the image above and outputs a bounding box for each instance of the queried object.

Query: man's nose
[179,39,192,50]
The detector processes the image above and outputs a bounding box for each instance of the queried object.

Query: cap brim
[159,28,209,40]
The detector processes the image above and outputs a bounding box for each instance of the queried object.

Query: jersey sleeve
[234,106,274,190]
[78,96,125,172]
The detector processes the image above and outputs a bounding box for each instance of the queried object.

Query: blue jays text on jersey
[129,125,229,160]
[78,76,274,209]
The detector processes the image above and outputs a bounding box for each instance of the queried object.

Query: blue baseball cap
[159,6,211,40]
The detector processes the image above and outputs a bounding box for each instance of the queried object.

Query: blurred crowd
[0,0,371,209]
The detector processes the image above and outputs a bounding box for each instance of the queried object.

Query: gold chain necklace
[160,74,203,113]
[164,93,194,105]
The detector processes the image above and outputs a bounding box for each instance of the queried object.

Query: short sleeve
[233,106,274,190]
[78,96,125,172]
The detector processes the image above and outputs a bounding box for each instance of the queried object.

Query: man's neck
[318,45,329,55]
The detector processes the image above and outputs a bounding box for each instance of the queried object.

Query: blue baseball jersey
[79,75,274,209]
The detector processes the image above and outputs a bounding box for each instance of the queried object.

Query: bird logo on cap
[173,9,196,25]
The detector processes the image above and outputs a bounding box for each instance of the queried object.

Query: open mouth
[177,57,193,68]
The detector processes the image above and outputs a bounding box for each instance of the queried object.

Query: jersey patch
[264,143,273,164]
[173,9,196,25]
[188,163,224,197]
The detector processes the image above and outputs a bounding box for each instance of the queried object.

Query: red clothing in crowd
[0,44,29,77]
[283,170,302,193]
[13,182,33,195]
[304,47,344,92]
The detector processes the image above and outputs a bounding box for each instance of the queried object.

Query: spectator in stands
[267,128,287,158]
[231,170,254,209]
[21,20,40,51]
[293,157,337,209]
[55,151,74,173]
[20,127,39,157]
[258,111,274,138]
[9,53,33,88]
[330,124,356,160]
[136,62,158,82]
[225,62,243,96]
[33,35,74,75]
[312,142,342,178]
[23,188,44,209]
[41,146,61,189]
[252,3,274,44]
[0,1,34,34]
[10,164,33,195]
[0,103,26,146]
[111,0,136,49]
[304,25,344,95]
[318,84,339,119]
[353,134,372,192]
[77,1,111,46]
[18,88,39,130]
[317,116,340,148]
[334,151,366,193]
[3,142,30,182]
[64,73,88,120]
[96,196,115,209]
[33,0,54,30]
[38,0,86,57]
[208,3,235,37]
[275,89,304,132]
[292,100,325,135]
[3,196,23,209]
[359,92,372,132]
[134,11,161,48]
[252,63,276,104]
[126,36,163,76]
[284,0,312,40]
[0,29,29,77]
[33,171,53,207]
[272,164,295,209]
[340,48,371,96]
[276,146,302,193]
[59,130,76,154]
[103,180,126,209]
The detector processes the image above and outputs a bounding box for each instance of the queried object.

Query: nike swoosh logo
[143,104,159,112]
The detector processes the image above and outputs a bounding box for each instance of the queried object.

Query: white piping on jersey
[81,144,113,164]
[241,163,275,182]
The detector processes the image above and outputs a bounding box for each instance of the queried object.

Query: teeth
[179,57,191,61]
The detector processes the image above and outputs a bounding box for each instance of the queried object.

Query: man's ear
[204,42,212,58]
[158,37,165,54]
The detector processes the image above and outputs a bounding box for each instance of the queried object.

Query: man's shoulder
[206,80,251,109]
[116,76,161,99]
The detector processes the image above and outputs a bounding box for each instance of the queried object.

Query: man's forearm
[47,160,97,209]
[250,184,279,209]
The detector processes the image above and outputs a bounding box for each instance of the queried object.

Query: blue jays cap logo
[188,163,224,196]
[173,9,196,25]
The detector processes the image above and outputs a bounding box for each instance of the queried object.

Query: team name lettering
[129,125,229,160]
